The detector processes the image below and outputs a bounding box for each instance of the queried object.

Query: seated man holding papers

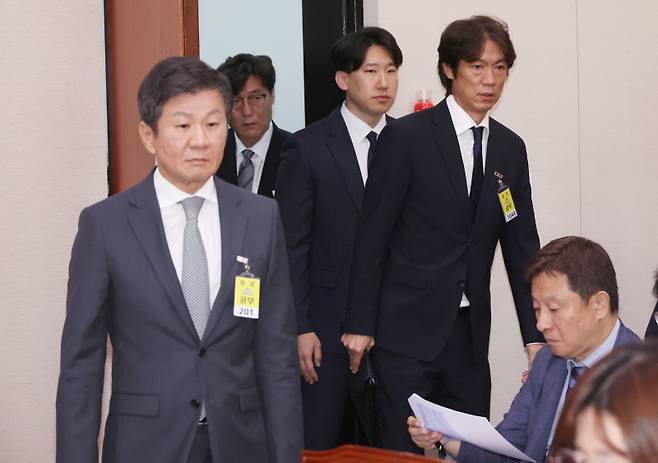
[408,236,639,463]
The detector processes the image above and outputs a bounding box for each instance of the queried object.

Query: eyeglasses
[232,92,268,111]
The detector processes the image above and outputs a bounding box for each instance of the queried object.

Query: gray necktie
[181,197,211,339]
[238,149,255,191]
[181,197,210,421]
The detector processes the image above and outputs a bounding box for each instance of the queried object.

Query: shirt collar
[446,94,490,137]
[569,318,621,368]
[234,121,274,160]
[340,102,387,146]
[153,168,218,209]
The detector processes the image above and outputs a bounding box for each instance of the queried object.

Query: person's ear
[442,63,455,81]
[335,71,349,91]
[591,291,611,320]
[138,121,157,155]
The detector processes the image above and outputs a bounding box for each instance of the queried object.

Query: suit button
[190,399,200,408]
[198,348,207,357]
[458,281,465,288]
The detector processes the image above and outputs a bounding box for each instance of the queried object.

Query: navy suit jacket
[458,321,639,463]
[56,174,302,463]
[345,99,543,362]
[276,108,393,353]
[216,122,291,198]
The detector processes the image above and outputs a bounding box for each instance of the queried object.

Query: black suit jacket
[276,108,392,353]
[645,300,658,339]
[216,122,291,198]
[344,99,543,362]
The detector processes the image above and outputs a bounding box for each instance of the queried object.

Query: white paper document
[408,394,535,462]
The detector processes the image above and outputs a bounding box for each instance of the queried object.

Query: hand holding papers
[408,394,536,462]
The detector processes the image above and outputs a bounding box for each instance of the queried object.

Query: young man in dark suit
[215,54,290,198]
[342,16,544,452]
[276,27,402,450]
[56,57,302,463]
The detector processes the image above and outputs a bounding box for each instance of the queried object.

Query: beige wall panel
[577,0,658,335]
[365,0,581,423]
[0,1,108,461]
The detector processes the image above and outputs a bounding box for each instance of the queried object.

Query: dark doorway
[302,0,363,125]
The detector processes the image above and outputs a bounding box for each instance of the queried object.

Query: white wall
[199,0,306,132]
[0,1,108,461]
[365,0,658,423]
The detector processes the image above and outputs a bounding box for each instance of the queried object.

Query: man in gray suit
[408,236,639,463]
[56,57,302,463]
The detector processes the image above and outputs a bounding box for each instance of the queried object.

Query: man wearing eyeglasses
[276,27,403,450]
[215,54,290,198]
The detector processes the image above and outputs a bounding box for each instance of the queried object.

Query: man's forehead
[361,45,396,66]
[238,75,268,94]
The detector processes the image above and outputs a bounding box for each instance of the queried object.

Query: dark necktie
[470,126,485,221]
[567,364,587,397]
[238,149,255,191]
[366,131,378,169]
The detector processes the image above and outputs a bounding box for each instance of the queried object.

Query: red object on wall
[414,89,433,112]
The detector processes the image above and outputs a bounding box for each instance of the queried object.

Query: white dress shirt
[153,168,222,306]
[446,95,490,308]
[340,102,387,184]
[234,121,274,194]
[446,94,490,195]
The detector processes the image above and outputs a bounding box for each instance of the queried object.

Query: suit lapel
[326,108,364,210]
[428,101,470,222]
[126,174,200,341]
[203,178,248,339]
[537,357,568,444]
[257,123,284,197]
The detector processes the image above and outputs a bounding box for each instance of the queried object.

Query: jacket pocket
[238,386,261,413]
[310,267,338,288]
[387,264,429,289]
[109,393,158,416]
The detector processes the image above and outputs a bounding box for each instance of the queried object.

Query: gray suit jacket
[56,174,302,462]
[458,321,639,463]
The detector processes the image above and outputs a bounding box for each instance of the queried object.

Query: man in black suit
[276,28,403,450]
[342,16,544,453]
[215,54,290,198]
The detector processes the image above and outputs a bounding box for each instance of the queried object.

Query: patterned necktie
[470,126,485,221]
[180,197,211,339]
[366,131,378,169]
[238,149,255,191]
[181,196,210,421]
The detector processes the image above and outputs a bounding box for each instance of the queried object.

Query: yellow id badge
[234,276,260,319]
[498,187,518,223]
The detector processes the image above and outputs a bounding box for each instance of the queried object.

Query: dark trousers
[302,351,366,450]
[187,425,213,463]
[372,310,491,453]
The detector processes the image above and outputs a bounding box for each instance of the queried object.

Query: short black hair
[138,56,232,133]
[437,15,516,95]
[331,26,403,73]
[217,53,276,96]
